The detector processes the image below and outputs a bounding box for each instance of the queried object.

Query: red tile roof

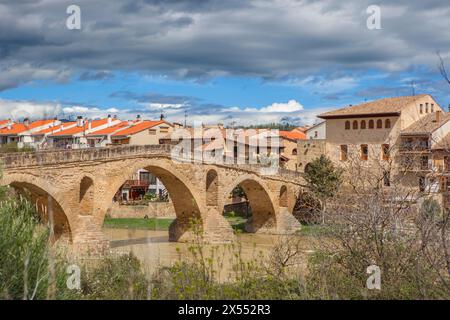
[87,121,131,136]
[32,122,77,135]
[0,120,55,135]
[0,120,10,126]
[49,119,110,137]
[279,130,306,140]
[112,120,165,136]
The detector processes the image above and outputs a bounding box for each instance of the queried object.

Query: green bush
[80,253,149,300]
[0,197,76,300]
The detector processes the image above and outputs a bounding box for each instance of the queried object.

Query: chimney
[160,113,164,121]
[7,119,12,130]
[23,118,30,127]
[107,114,112,126]
[136,114,142,122]
[76,116,83,127]
[113,115,117,119]
[88,120,92,130]
[436,110,441,123]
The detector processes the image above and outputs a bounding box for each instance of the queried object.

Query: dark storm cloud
[110,91,199,105]
[0,0,450,90]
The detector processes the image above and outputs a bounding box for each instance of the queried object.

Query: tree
[303,155,342,223]
[437,51,450,86]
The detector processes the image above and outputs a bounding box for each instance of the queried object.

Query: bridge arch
[79,176,94,215]
[206,169,219,206]
[1,174,74,243]
[221,174,277,233]
[279,185,288,207]
[103,158,206,241]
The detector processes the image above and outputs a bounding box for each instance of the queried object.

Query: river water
[103,228,316,280]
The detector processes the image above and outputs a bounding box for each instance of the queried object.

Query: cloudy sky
[0,0,450,125]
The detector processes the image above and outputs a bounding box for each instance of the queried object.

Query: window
[352,120,358,130]
[419,176,426,192]
[340,145,348,161]
[421,156,429,170]
[361,120,366,129]
[420,104,423,114]
[139,172,150,182]
[382,144,390,160]
[369,119,374,129]
[148,129,157,135]
[383,171,391,187]
[376,119,383,129]
[385,119,391,129]
[360,144,368,161]
[314,131,318,138]
[425,103,429,113]
[431,103,434,112]
[159,126,169,133]
[345,121,350,130]
[292,148,297,155]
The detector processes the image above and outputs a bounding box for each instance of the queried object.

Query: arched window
[385,119,391,129]
[352,120,358,130]
[376,119,382,129]
[369,119,374,129]
[345,121,350,130]
[292,148,297,155]
[361,120,366,129]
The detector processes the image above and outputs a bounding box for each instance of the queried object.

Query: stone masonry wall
[107,201,176,218]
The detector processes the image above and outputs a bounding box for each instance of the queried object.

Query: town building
[279,130,306,171]
[299,94,450,207]
[111,119,173,145]
[305,121,326,140]
[48,116,121,149]
[0,118,60,148]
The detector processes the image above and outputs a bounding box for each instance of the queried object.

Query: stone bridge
[0,144,304,255]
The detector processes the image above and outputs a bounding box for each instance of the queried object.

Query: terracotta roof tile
[0,120,56,135]
[112,120,166,136]
[87,121,131,136]
[50,119,110,136]
[401,112,450,135]
[32,122,77,135]
[318,94,429,119]
[279,130,306,140]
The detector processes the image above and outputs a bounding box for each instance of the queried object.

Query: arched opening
[385,119,391,129]
[352,120,358,130]
[8,182,72,243]
[369,119,374,129]
[345,121,350,130]
[279,185,288,207]
[292,148,297,156]
[206,169,218,206]
[79,176,94,215]
[223,178,276,233]
[376,119,383,129]
[107,165,202,242]
[361,120,366,129]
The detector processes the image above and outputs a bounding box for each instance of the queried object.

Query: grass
[103,217,173,230]
[103,213,249,233]
[296,224,328,236]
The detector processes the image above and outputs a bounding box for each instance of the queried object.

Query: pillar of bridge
[276,206,302,234]
[203,206,235,243]
[168,206,235,243]
[70,216,109,257]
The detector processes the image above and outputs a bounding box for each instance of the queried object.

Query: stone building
[305,94,450,207]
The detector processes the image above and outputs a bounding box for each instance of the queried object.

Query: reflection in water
[104,228,314,280]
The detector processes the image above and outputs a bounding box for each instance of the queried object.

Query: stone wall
[107,201,176,219]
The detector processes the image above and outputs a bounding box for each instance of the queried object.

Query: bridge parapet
[0,144,172,168]
[0,144,304,184]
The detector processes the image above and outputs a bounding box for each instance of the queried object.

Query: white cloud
[259,100,304,113]
[0,99,61,120]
